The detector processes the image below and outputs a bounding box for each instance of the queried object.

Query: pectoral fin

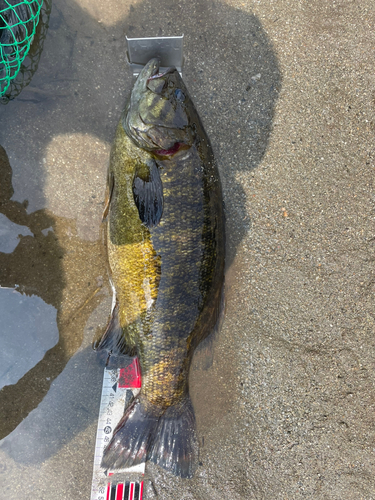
[132,159,163,228]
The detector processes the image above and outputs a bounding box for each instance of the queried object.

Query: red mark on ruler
[116,483,124,500]
[118,358,141,389]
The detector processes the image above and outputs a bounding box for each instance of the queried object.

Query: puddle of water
[0,214,33,253]
[0,141,109,441]
[0,288,59,390]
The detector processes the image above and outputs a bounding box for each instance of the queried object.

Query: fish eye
[174,89,185,102]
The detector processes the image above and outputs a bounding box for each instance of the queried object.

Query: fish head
[123,58,196,157]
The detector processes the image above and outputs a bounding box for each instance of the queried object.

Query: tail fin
[101,395,198,478]
[149,396,198,478]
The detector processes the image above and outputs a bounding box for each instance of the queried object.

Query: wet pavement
[1,0,375,498]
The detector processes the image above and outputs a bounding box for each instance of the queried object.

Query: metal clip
[126,36,184,76]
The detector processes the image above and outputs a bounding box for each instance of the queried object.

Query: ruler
[91,358,145,500]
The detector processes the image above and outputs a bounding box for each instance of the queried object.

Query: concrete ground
[0,0,374,498]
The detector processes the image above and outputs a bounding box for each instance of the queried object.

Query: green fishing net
[0,0,44,98]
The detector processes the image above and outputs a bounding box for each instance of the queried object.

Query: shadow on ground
[0,0,280,484]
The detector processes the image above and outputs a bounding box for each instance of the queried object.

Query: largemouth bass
[96,58,225,478]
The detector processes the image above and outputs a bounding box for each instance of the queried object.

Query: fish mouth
[140,58,174,83]
[147,66,175,82]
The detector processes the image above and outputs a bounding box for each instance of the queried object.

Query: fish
[95,58,225,478]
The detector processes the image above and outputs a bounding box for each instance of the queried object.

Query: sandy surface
[1,0,374,498]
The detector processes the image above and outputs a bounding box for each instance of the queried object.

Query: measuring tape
[91,358,145,500]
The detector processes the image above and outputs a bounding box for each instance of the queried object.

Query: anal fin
[94,300,135,357]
